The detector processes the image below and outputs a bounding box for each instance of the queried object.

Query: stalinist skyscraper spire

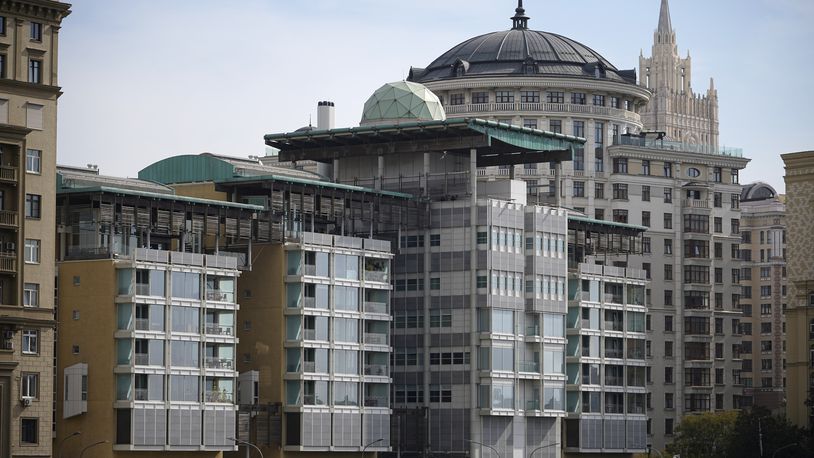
[639,0,719,150]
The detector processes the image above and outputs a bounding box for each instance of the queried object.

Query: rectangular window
[21,418,37,444]
[714,217,723,233]
[664,264,673,280]
[28,59,41,84]
[612,183,628,200]
[0,54,5,79]
[520,91,540,103]
[22,330,38,354]
[642,160,650,175]
[610,96,620,108]
[30,22,42,41]
[25,149,41,174]
[594,182,604,199]
[612,210,628,224]
[571,92,586,105]
[642,185,650,201]
[549,119,562,134]
[547,91,564,103]
[23,283,39,307]
[21,373,38,398]
[429,234,440,247]
[664,188,673,203]
[713,167,722,182]
[471,91,489,104]
[613,158,628,174]
[664,162,673,177]
[573,181,585,197]
[642,211,650,227]
[593,94,605,106]
[24,239,40,263]
[25,194,41,219]
[449,93,464,105]
[495,91,514,103]
[731,169,740,184]
[522,118,537,129]
[714,192,722,208]
[0,16,5,36]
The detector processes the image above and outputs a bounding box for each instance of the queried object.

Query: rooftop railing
[613,135,743,157]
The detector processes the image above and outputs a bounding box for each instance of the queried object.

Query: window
[664,162,673,177]
[21,418,37,444]
[688,167,701,178]
[612,210,628,224]
[731,219,740,235]
[642,211,650,227]
[523,119,537,129]
[25,149,41,174]
[663,213,673,229]
[449,93,464,105]
[684,215,709,233]
[612,183,628,200]
[731,169,740,184]
[571,92,586,104]
[471,91,488,104]
[495,91,514,103]
[593,94,605,106]
[664,290,673,307]
[731,194,740,209]
[641,160,651,175]
[641,185,651,201]
[713,167,722,182]
[664,316,673,332]
[28,59,41,84]
[664,263,673,280]
[23,283,39,307]
[30,22,42,41]
[714,192,722,208]
[761,303,771,315]
[520,91,540,103]
[24,239,39,264]
[665,367,673,383]
[613,158,628,174]
[21,373,38,398]
[0,16,5,36]
[664,188,673,203]
[684,266,710,284]
[761,286,772,297]
[643,263,651,279]
[547,91,564,103]
[594,209,604,220]
[25,194,41,219]
[610,96,619,108]
[429,234,440,247]
[22,330,38,354]
[26,103,43,130]
[549,120,562,133]
[573,181,585,197]
[0,54,5,79]
[594,183,604,199]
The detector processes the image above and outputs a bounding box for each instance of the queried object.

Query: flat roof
[568,214,648,233]
[57,186,265,211]
[265,117,585,165]
[216,174,416,200]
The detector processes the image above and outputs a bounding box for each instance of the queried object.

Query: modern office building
[54,165,263,457]
[564,217,648,456]
[0,1,70,456]
[738,182,787,413]
[781,151,814,429]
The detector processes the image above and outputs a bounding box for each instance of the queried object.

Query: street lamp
[466,439,501,458]
[529,442,560,458]
[647,444,665,458]
[362,437,384,458]
[57,431,81,458]
[228,437,264,458]
[772,443,800,458]
[78,440,109,458]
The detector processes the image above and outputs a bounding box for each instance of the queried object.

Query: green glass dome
[360,81,446,126]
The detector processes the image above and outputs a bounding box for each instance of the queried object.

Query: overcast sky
[57,0,813,192]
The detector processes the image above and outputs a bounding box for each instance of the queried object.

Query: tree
[667,410,738,458]
[724,406,810,458]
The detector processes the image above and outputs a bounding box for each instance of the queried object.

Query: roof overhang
[265,118,584,167]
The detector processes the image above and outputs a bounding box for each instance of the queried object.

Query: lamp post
[647,444,664,458]
[78,440,109,458]
[528,442,560,458]
[362,438,384,458]
[466,439,501,458]
[228,437,264,458]
[57,431,81,458]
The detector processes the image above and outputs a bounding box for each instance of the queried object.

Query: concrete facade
[782,151,814,429]
[0,1,70,456]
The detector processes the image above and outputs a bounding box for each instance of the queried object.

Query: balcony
[205,357,233,370]
[0,166,17,184]
[134,354,149,366]
[519,361,540,373]
[205,390,233,403]
[364,396,388,407]
[364,333,388,345]
[364,364,388,376]
[605,349,624,359]
[364,301,388,315]
[303,329,316,340]
[302,361,316,373]
[0,210,17,228]
[0,252,15,273]
[134,388,149,401]
[444,102,641,124]
[302,264,317,276]
[206,290,234,302]
[365,271,388,283]
[682,200,710,209]
[135,319,149,331]
[526,399,541,411]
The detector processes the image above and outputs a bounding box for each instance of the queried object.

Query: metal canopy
[265,117,584,165]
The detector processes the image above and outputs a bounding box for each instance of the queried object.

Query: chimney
[317,101,335,130]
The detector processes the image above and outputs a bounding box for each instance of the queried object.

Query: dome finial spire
[511,0,530,30]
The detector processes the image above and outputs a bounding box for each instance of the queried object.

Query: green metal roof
[138,154,241,184]
[57,185,265,211]
[568,214,647,232]
[216,174,416,200]
[360,81,445,125]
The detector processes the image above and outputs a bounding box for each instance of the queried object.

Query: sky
[57,0,814,192]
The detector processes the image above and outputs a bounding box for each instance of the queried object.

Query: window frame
[22,330,38,355]
[25,149,41,174]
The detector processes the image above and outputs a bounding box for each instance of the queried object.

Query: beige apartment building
[782,151,814,429]
[0,1,70,457]
[738,182,787,413]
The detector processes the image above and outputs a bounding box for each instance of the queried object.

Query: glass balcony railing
[134,354,149,365]
[519,361,540,373]
[206,290,234,302]
[525,325,540,337]
[135,319,149,331]
[205,391,233,403]
[526,399,541,411]
[205,357,233,370]
[205,324,234,336]
[134,388,149,401]
[364,333,388,345]
[364,364,388,376]
[364,301,388,314]
[303,361,316,373]
[364,396,388,407]
[365,271,389,283]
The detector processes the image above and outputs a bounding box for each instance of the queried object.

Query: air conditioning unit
[20,397,32,407]
[2,330,13,340]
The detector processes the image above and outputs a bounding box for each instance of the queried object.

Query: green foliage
[667,407,812,458]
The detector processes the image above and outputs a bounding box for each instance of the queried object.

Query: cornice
[0,78,62,98]
[422,76,652,103]
[608,145,751,168]
[0,0,71,23]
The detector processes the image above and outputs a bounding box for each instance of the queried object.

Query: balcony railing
[0,166,17,183]
[0,210,17,227]
[613,135,743,157]
[135,318,149,331]
[444,102,641,124]
[605,376,624,386]
[682,199,710,209]
[206,290,234,302]
[205,325,234,336]
[364,333,388,345]
[525,325,540,337]
[302,361,316,373]
[364,301,388,314]
[134,354,149,366]
[364,396,388,407]
[365,271,389,283]
[605,349,624,359]
[0,253,16,273]
[605,403,624,414]
[205,357,233,370]
[205,391,233,403]
[526,399,541,411]
[302,297,316,309]
[364,364,388,376]
[519,361,540,373]
[303,329,316,340]
[303,264,317,276]
[134,388,149,401]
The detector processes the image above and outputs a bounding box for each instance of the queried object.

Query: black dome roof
[409,3,636,84]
